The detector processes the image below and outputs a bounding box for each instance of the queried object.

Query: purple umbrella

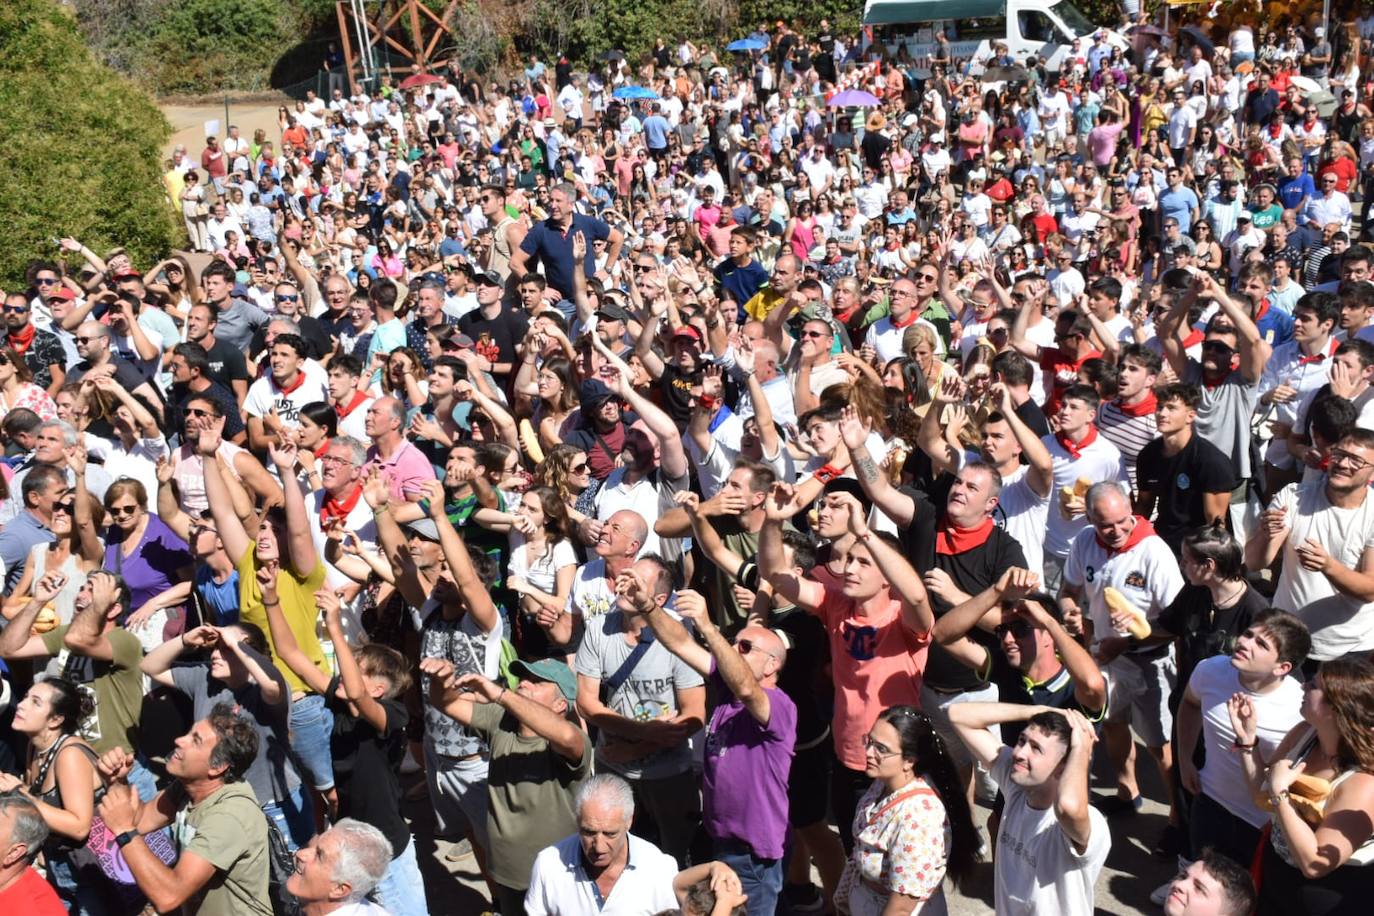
[827,89,882,108]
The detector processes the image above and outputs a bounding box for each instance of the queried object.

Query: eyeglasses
[35,277,60,286]
[319,454,352,466]
[862,737,899,757]
[1329,450,1373,471]
[107,504,140,518]
[276,294,300,302]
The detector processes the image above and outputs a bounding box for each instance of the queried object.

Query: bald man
[631,574,795,916]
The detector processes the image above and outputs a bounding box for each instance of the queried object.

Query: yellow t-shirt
[236,549,328,695]
[743,287,785,321]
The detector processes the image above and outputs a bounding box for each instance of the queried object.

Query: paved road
[397,738,1178,915]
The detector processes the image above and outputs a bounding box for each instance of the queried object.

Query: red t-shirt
[811,586,929,770]
[1317,158,1358,194]
[0,868,65,916]
[1040,346,1103,416]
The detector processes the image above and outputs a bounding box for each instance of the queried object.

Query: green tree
[0,0,176,287]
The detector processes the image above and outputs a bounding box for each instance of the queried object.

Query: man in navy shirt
[1242,71,1280,127]
[510,183,623,301]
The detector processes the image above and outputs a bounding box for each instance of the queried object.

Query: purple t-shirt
[104,515,192,614]
[702,662,796,859]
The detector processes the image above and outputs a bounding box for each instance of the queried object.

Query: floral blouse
[838,778,951,905]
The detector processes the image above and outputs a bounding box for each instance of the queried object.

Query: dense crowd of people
[2,3,1374,915]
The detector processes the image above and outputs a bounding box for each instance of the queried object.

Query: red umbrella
[399,72,443,90]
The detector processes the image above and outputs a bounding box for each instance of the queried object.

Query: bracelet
[497,686,508,702]
[1232,740,1257,751]
[1271,789,1291,805]
[263,598,280,607]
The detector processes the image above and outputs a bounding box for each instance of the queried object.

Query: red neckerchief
[1180,328,1205,349]
[313,442,329,460]
[6,324,35,355]
[277,371,307,396]
[1253,298,1271,323]
[934,515,995,555]
[319,484,363,525]
[1055,423,1099,459]
[1096,516,1157,555]
[1114,390,1157,418]
[335,390,369,419]
[891,309,920,329]
[1296,337,1339,367]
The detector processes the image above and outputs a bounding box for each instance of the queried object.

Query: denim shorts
[263,781,316,851]
[290,694,336,792]
[373,835,429,916]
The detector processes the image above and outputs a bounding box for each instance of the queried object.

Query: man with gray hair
[286,819,394,915]
[525,773,680,916]
[0,793,63,913]
[511,182,624,302]
[1059,480,1184,828]
[306,436,378,593]
[404,281,457,370]
[0,420,112,526]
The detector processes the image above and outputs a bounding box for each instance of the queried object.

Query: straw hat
[866,112,887,131]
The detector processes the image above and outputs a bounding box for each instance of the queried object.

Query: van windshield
[1051,0,1097,39]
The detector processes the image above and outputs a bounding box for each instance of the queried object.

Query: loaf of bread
[1103,587,1151,640]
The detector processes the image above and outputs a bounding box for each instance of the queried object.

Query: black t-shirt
[202,337,252,393]
[1136,433,1237,553]
[658,365,700,428]
[861,131,892,172]
[1015,398,1051,439]
[1155,582,1267,694]
[458,305,529,379]
[326,676,410,857]
[249,315,333,362]
[997,663,1104,745]
[768,605,832,746]
[67,356,147,392]
[923,527,1028,691]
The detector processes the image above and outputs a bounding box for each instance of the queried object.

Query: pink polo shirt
[366,439,437,501]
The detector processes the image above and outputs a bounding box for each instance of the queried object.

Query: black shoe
[782,883,824,914]
[1092,792,1143,816]
[1153,823,1186,858]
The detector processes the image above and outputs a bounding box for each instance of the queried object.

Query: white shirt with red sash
[1044,425,1127,561]
[1063,517,1185,650]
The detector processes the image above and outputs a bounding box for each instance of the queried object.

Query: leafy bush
[0,0,177,287]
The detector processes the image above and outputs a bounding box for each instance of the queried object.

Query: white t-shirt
[990,747,1110,916]
[1044,432,1127,561]
[1063,528,1184,648]
[566,557,620,622]
[1270,480,1374,660]
[243,371,330,427]
[508,537,578,596]
[1188,655,1304,827]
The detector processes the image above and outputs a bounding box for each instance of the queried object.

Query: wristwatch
[115,830,139,848]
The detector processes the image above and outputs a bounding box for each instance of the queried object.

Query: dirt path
[161,98,292,163]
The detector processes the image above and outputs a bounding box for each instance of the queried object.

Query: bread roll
[1103,587,1151,639]
[30,605,59,635]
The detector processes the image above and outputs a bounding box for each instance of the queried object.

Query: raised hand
[674,588,710,628]
[838,405,870,453]
[614,568,655,612]
[1227,692,1258,747]
[268,437,299,472]
[700,363,723,399]
[996,567,1041,603]
[181,625,220,650]
[32,571,68,604]
[197,416,226,457]
[734,335,757,376]
[361,469,391,509]
[674,490,702,517]
[764,481,802,521]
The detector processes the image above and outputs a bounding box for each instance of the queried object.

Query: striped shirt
[1098,400,1159,491]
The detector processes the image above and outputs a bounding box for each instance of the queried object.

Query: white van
[862,0,1127,74]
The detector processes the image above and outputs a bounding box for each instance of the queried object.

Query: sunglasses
[995,618,1033,639]
[74,335,101,344]
[2,305,30,314]
[735,638,778,659]
[1201,340,1234,354]
[800,330,830,340]
[184,407,215,418]
[276,294,300,302]
[35,277,60,286]
[107,504,140,518]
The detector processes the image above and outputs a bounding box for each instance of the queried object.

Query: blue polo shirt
[1278,172,1316,211]
[713,257,769,305]
[1254,298,1295,348]
[1159,186,1200,233]
[518,213,611,299]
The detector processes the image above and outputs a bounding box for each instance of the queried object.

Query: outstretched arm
[758,486,825,611]
[675,589,773,725]
[840,405,916,526]
[267,440,319,577]
[845,503,932,635]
